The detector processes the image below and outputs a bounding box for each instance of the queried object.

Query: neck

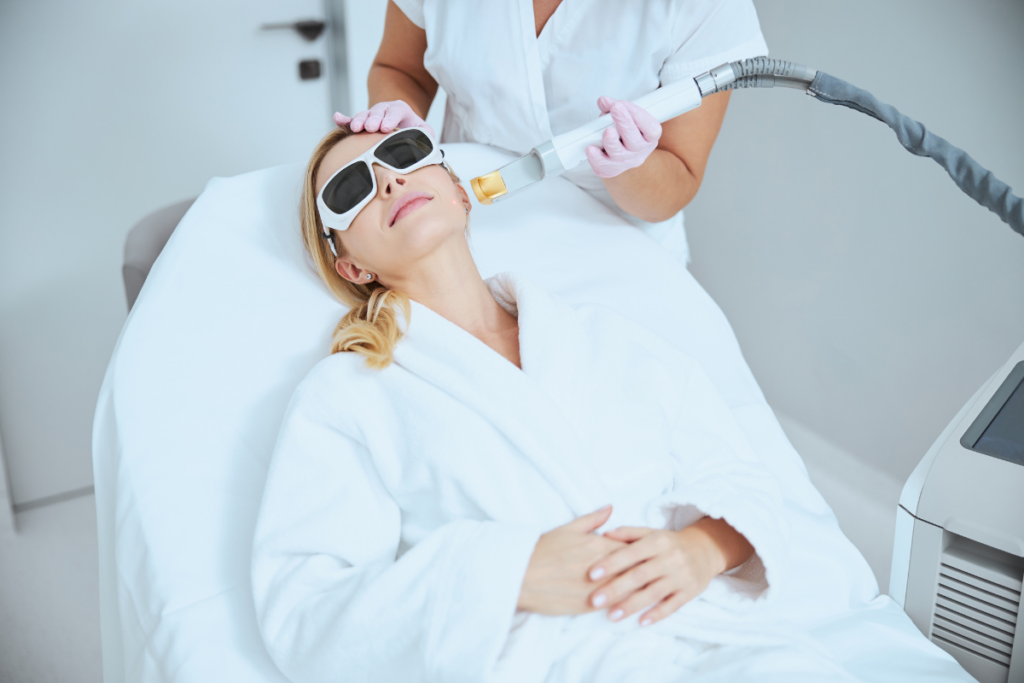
[382,235,515,339]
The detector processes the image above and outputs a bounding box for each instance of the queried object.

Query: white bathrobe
[252,272,861,683]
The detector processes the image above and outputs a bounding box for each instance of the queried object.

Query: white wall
[686,0,1024,484]
[0,0,333,506]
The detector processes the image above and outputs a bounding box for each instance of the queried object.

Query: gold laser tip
[470,170,508,205]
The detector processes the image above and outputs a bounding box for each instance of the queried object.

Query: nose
[374,164,407,199]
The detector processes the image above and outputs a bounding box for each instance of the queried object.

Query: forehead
[316,132,388,194]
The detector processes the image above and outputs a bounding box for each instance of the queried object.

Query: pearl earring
[365,273,372,280]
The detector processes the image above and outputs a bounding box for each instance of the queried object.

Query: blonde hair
[300,125,468,370]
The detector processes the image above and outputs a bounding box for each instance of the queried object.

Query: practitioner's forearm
[676,516,755,577]
[599,149,699,223]
[367,63,437,119]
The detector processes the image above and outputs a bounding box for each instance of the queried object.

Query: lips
[388,192,433,227]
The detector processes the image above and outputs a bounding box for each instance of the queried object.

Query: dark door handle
[260,19,326,42]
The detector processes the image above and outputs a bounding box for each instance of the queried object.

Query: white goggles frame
[316,127,445,254]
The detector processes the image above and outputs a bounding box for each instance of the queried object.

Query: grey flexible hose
[696,58,1024,238]
[695,57,817,94]
[725,57,817,91]
[807,72,1023,237]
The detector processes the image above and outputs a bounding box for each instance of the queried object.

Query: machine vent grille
[931,541,1021,670]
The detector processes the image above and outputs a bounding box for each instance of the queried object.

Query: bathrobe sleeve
[251,360,544,683]
[617,317,790,609]
[660,357,790,607]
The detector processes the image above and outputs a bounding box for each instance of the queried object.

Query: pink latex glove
[333,100,435,138]
[585,96,662,178]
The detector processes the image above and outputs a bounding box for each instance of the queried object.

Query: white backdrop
[0,0,335,506]
[686,0,1024,484]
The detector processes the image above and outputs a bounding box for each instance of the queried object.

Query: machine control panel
[961,361,1024,467]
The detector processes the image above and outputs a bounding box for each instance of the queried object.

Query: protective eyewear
[317,127,445,254]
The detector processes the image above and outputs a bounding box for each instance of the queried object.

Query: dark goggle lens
[322,161,374,214]
[374,129,434,168]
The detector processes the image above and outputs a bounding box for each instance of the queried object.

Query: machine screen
[967,370,1024,466]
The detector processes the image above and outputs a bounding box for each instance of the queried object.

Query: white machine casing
[891,340,1024,683]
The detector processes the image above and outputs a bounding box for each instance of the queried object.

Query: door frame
[0,423,15,531]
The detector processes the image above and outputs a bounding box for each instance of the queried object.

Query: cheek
[426,181,463,216]
[348,202,384,235]
[414,166,461,206]
[425,194,466,225]
[339,204,388,257]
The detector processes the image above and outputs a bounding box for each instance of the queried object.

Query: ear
[454,182,472,216]
[334,257,373,284]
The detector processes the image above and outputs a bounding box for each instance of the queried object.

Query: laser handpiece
[469,59,814,205]
[470,76,706,205]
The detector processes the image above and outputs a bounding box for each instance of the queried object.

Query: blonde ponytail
[299,125,466,370]
[329,288,410,369]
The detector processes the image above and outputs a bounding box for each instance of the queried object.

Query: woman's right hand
[334,100,435,138]
[517,505,625,615]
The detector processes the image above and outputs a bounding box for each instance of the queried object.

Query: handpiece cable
[695,57,1023,237]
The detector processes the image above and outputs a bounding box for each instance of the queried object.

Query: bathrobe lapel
[391,273,612,518]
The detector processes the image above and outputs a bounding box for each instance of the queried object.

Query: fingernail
[592,593,606,607]
[640,618,652,627]
[609,609,623,621]
[589,567,605,580]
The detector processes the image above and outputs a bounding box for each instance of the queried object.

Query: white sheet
[92,143,973,682]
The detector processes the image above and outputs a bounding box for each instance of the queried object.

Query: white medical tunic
[392,0,769,265]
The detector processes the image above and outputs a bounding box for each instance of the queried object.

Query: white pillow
[93,143,832,682]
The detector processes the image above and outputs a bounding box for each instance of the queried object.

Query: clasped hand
[518,504,723,627]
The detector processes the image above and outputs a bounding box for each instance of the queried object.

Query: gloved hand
[585,96,662,178]
[334,100,435,138]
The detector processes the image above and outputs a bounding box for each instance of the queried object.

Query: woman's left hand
[585,524,725,626]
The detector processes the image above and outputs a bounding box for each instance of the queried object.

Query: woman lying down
[252,126,872,683]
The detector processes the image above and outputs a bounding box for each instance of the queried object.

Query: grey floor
[0,411,901,683]
[0,494,102,683]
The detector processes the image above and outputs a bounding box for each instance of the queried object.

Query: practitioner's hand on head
[334,100,435,138]
[584,97,662,179]
[517,505,626,615]
[585,523,726,627]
